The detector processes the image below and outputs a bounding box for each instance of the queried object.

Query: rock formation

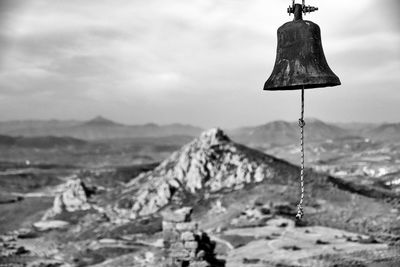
[117,128,289,218]
[43,177,91,219]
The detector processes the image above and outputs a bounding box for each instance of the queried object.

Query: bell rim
[263,80,341,91]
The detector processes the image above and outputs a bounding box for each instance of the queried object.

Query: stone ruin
[162,207,224,267]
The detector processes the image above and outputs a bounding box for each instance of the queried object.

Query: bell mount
[287,0,318,17]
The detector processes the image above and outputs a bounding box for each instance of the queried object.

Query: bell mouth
[264,75,341,91]
[263,81,341,91]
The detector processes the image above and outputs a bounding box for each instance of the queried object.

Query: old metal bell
[264,1,341,90]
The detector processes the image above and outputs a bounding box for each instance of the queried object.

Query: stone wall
[162,207,216,267]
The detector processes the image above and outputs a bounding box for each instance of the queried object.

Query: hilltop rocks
[120,128,281,218]
[59,178,91,212]
[43,178,92,219]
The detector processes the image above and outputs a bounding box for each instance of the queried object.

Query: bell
[263,1,342,221]
[264,2,341,90]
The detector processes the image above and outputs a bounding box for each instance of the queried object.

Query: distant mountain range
[0,116,203,140]
[229,119,400,145]
[229,119,350,146]
[0,116,398,144]
[363,123,400,142]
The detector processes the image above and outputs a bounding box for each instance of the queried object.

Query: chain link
[296,88,305,220]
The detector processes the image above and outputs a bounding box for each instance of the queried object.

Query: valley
[0,118,399,267]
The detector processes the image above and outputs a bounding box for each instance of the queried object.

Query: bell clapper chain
[296,87,305,220]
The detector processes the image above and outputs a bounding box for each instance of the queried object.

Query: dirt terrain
[1,127,399,266]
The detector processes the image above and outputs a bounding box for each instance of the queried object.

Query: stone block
[176,222,197,231]
[163,229,180,243]
[162,207,193,223]
[184,241,198,249]
[162,221,176,231]
[181,231,195,241]
[170,248,190,259]
[190,262,209,267]
[170,241,184,250]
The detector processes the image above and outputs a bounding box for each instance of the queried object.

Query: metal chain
[296,87,305,220]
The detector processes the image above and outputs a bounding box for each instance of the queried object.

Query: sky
[0,0,399,128]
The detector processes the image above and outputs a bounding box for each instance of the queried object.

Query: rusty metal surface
[264,4,341,91]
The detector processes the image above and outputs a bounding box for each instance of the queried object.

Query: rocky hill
[115,128,299,218]
[113,128,400,233]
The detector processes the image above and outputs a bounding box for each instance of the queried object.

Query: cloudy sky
[0,0,399,128]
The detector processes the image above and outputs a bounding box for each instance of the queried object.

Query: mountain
[1,117,398,143]
[230,119,350,146]
[363,123,400,142]
[81,116,124,127]
[333,122,380,134]
[0,117,203,140]
[115,128,300,218]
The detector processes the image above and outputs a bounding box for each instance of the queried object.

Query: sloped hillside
[1,128,400,267]
[113,128,400,238]
[364,123,400,142]
[230,119,350,146]
[116,128,300,218]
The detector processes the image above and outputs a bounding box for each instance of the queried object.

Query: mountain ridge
[0,117,399,143]
[0,116,203,140]
[229,119,351,146]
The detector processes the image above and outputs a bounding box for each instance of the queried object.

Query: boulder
[60,178,91,212]
[43,178,91,219]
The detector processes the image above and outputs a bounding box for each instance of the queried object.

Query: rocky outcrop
[43,178,91,219]
[118,128,285,218]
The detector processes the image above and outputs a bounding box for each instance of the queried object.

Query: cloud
[0,0,399,126]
